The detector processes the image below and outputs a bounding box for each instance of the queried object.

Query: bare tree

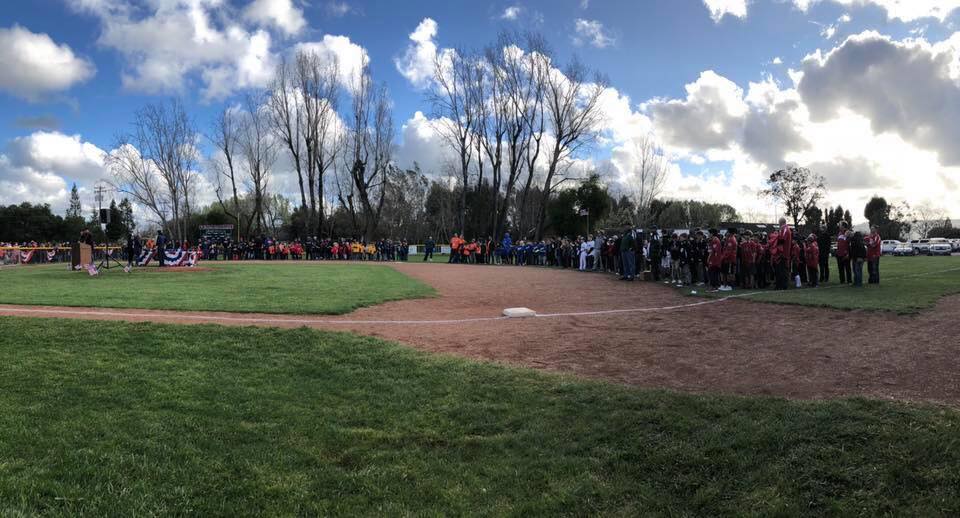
[267,56,307,225]
[430,47,477,236]
[109,98,198,242]
[296,50,342,236]
[239,93,278,236]
[491,31,547,240]
[470,47,506,236]
[346,69,395,241]
[517,46,548,237]
[912,203,947,238]
[534,58,607,239]
[107,142,169,234]
[208,106,243,239]
[627,133,668,226]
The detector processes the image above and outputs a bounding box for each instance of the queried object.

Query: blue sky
[1,0,959,221]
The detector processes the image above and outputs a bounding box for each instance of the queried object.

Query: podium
[71,242,92,269]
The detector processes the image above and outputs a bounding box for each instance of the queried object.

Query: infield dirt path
[2,262,959,406]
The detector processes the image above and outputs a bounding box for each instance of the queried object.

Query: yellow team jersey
[366,245,376,254]
[352,243,361,253]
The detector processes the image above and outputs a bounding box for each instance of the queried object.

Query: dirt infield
[2,262,959,406]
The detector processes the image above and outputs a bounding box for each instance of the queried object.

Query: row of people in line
[197,236,411,262]
[441,220,883,291]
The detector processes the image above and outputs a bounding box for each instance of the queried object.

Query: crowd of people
[441,219,884,291]
[3,220,887,292]
[196,236,412,262]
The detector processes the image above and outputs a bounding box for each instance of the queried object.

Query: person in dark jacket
[423,236,435,262]
[125,232,136,267]
[156,230,167,267]
[619,225,637,281]
[817,226,831,283]
[648,228,661,281]
[849,231,867,287]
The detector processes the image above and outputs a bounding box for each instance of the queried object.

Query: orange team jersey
[451,237,461,250]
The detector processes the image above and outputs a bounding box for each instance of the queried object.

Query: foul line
[0,266,957,326]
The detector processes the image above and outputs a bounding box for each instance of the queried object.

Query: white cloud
[702,0,748,22]
[244,0,307,36]
[395,18,438,89]
[572,19,615,48]
[772,56,784,64]
[0,25,95,101]
[78,0,279,100]
[326,1,351,17]
[0,131,111,212]
[501,6,522,20]
[394,111,454,177]
[794,1,960,22]
[295,34,370,87]
[798,31,960,165]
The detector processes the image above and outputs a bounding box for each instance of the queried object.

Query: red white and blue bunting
[20,250,34,263]
[136,248,155,266]
[136,248,199,267]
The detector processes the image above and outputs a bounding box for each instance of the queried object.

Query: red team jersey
[805,242,820,268]
[836,231,849,258]
[723,235,738,264]
[708,236,723,268]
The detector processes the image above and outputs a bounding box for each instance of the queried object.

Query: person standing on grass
[721,228,738,291]
[500,232,512,266]
[805,234,820,288]
[817,226,831,283]
[866,225,882,284]
[836,221,851,284]
[741,232,756,289]
[619,224,637,281]
[849,231,867,287]
[770,219,789,290]
[155,230,166,267]
[579,235,591,271]
[423,236,435,262]
[648,229,662,282]
[707,228,723,290]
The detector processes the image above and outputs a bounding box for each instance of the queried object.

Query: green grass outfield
[0,262,434,315]
[1,317,958,515]
[692,256,960,313]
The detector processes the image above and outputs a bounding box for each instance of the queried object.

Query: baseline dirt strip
[1,262,958,406]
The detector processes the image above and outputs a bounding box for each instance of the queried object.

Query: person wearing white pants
[579,236,592,271]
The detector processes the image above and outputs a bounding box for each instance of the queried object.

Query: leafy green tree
[574,174,610,234]
[66,183,82,219]
[105,200,126,241]
[761,166,826,228]
[119,198,135,235]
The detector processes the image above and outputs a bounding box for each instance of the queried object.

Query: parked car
[930,243,953,256]
[910,239,932,254]
[928,238,952,256]
[881,240,902,254]
[892,243,915,256]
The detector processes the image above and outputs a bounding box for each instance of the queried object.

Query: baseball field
[1,257,959,515]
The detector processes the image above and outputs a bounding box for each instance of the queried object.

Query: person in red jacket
[741,231,758,289]
[865,225,882,284]
[707,228,723,290]
[721,228,738,291]
[836,221,851,284]
[805,234,820,287]
[774,217,792,290]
